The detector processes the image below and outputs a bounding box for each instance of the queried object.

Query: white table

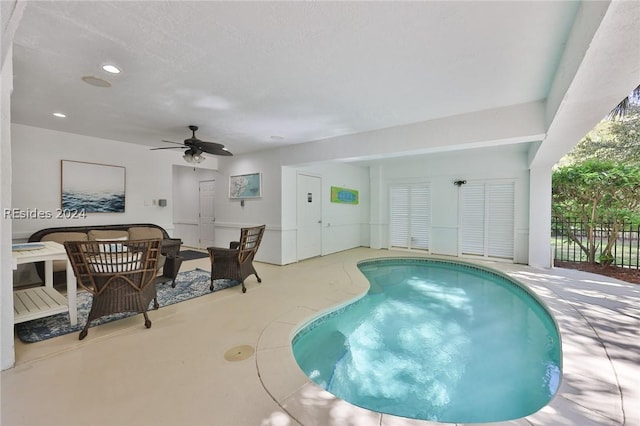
[12,241,77,325]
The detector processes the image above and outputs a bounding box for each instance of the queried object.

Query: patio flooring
[2,247,638,426]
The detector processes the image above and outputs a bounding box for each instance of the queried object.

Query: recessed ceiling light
[82,76,111,87]
[52,112,66,118]
[102,64,121,74]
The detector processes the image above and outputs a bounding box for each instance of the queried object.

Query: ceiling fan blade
[156,127,232,156]
[150,146,183,150]
[198,141,233,156]
[161,139,185,146]
[209,148,233,156]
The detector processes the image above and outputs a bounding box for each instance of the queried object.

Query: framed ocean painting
[61,160,126,213]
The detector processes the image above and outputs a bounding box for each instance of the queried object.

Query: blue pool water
[292,258,562,423]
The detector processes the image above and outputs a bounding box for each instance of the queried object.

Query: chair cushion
[41,232,88,272]
[93,236,128,253]
[88,230,129,240]
[128,227,166,271]
[41,231,88,243]
[128,227,164,240]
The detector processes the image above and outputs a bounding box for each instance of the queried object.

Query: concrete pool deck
[257,250,638,426]
[2,248,638,425]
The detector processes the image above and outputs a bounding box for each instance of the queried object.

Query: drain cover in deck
[224,345,255,361]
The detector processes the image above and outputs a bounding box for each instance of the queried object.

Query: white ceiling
[11,1,580,156]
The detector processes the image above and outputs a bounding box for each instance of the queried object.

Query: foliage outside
[552,160,640,264]
[553,101,640,264]
[558,104,640,167]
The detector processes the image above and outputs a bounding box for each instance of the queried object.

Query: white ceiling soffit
[11,1,580,157]
[531,0,640,168]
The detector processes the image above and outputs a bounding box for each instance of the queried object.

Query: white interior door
[297,173,322,260]
[199,180,216,249]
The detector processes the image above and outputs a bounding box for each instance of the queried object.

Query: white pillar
[1,0,26,370]
[528,167,553,268]
[368,164,385,249]
[1,46,15,370]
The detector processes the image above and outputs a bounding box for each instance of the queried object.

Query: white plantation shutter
[410,185,430,249]
[460,181,514,259]
[390,184,430,250]
[460,183,485,255]
[390,186,409,247]
[487,182,514,258]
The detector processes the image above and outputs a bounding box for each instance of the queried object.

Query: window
[390,184,430,250]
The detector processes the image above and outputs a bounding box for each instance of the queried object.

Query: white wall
[213,149,285,265]
[369,144,531,263]
[215,152,370,265]
[10,124,190,240]
[297,162,370,256]
[172,165,219,248]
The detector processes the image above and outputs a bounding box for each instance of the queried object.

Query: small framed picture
[229,172,262,199]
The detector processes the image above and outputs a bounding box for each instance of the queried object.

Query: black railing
[552,218,640,268]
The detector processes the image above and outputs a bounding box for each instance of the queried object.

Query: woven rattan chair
[64,239,162,340]
[207,225,265,293]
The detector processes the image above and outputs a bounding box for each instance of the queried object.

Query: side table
[12,241,78,325]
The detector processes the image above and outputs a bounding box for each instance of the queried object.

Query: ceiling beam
[530,0,640,169]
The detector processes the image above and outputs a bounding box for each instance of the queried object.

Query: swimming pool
[292,258,562,423]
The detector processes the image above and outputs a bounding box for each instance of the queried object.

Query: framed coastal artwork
[229,172,262,199]
[330,186,359,204]
[61,160,126,213]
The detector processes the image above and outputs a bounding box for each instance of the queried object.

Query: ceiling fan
[151,125,233,163]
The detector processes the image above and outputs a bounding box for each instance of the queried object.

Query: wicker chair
[63,239,162,340]
[207,225,265,293]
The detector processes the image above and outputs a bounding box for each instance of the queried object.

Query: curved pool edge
[255,251,625,426]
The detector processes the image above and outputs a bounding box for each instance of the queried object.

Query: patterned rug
[15,268,238,343]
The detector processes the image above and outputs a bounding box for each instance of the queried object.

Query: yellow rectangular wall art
[331,186,359,204]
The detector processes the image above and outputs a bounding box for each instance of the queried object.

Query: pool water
[292,258,562,423]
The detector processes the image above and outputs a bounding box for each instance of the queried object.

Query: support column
[528,167,553,268]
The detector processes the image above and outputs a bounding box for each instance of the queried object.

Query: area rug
[15,268,238,343]
[179,250,210,261]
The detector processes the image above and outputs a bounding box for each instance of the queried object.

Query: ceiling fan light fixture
[183,149,205,164]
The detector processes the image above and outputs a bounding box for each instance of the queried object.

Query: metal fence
[552,218,640,268]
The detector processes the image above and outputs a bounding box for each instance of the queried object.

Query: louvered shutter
[460,183,485,255]
[460,181,514,259]
[390,186,409,248]
[487,182,514,258]
[390,184,430,250]
[410,185,430,249]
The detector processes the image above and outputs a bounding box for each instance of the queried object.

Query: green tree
[563,104,640,166]
[609,84,640,121]
[552,160,640,264]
